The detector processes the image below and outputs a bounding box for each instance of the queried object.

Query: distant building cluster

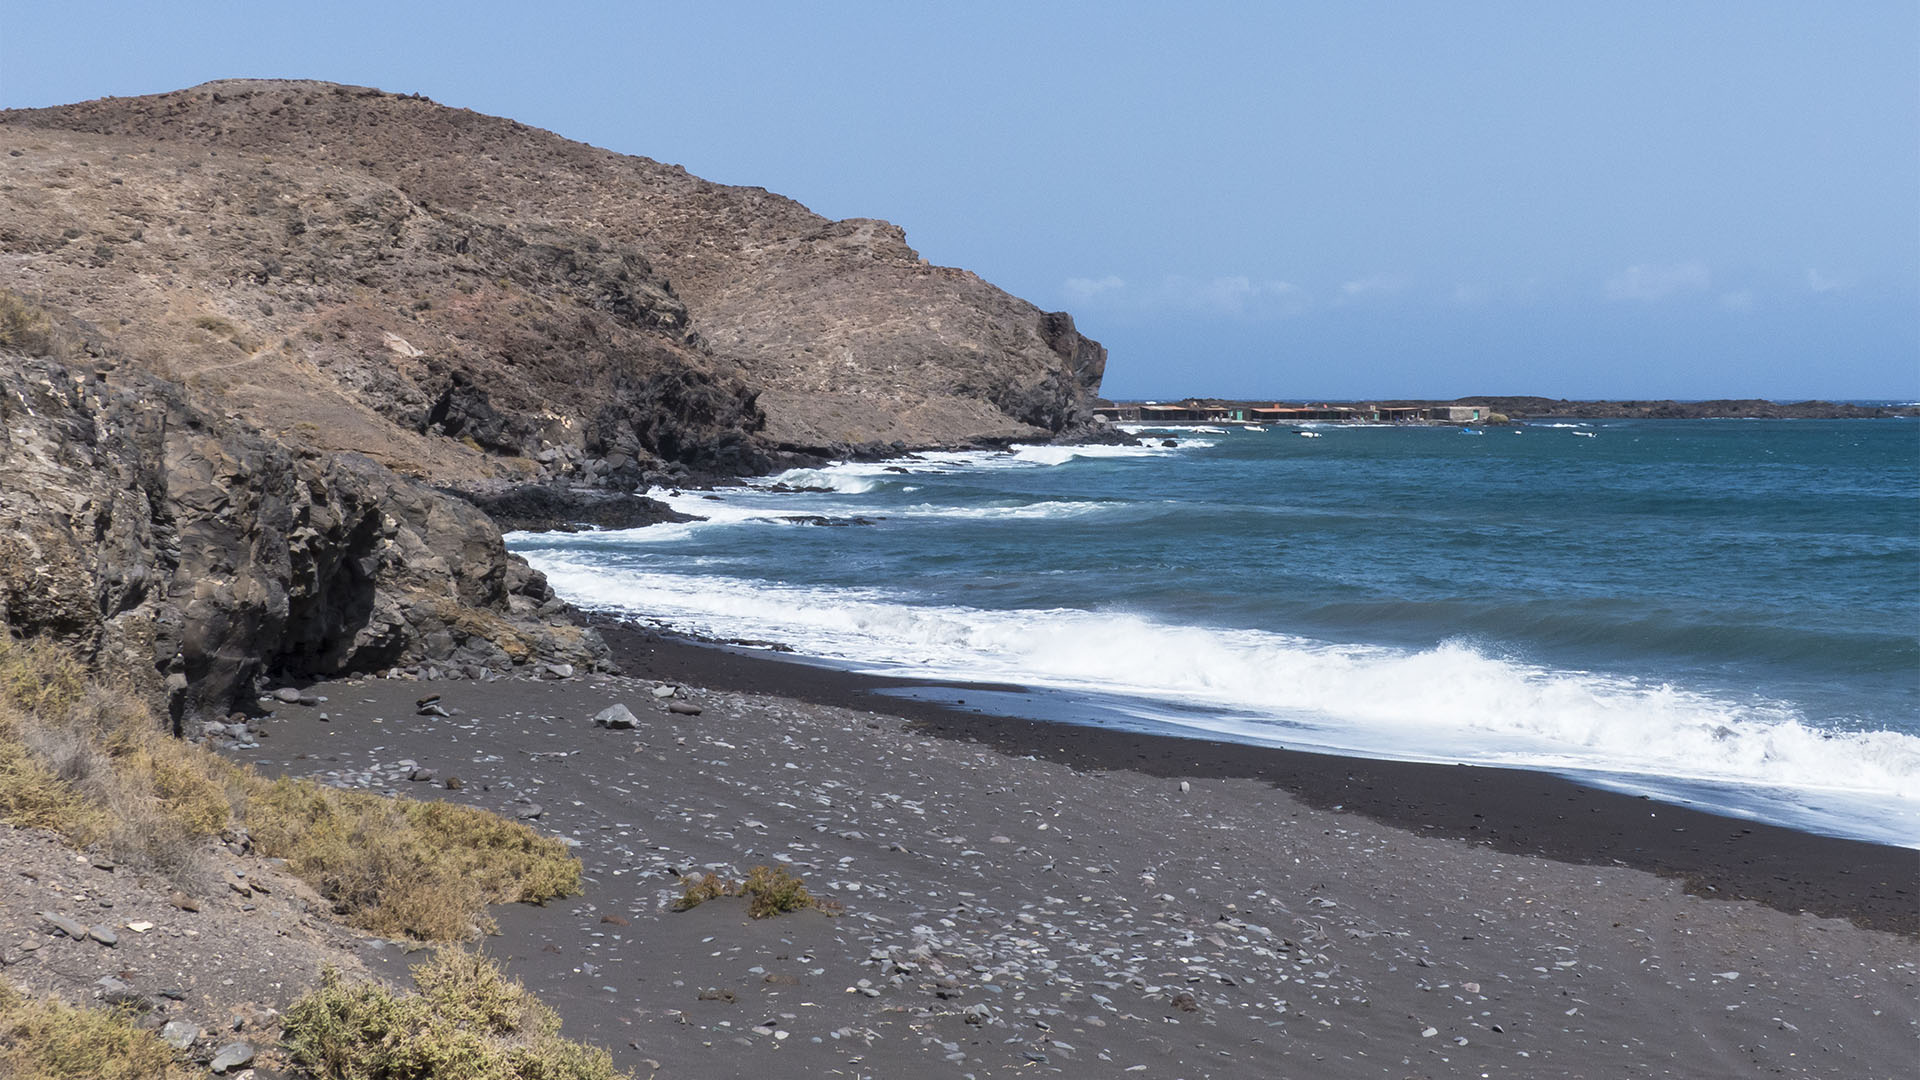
[1093,401,1495,425]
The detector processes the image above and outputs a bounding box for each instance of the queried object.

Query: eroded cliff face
[0,79,1108,476]
[0,341,602,722]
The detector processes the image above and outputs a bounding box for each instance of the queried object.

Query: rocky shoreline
[216,625,1918,1079]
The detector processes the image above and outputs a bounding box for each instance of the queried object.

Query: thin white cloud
[1063,275,1127,300]
[1720,290,1754,311]
[1064,275,1304,316]
[1805,268,1848,293]
[1605,262,1711,301]
[1449,283,1488,306]
[1340,274,1406,299]
[1164,275,1303,314]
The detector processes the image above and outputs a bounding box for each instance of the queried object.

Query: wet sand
[230,628,1919,1079]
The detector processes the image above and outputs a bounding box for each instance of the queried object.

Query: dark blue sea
[510,418,1920,847]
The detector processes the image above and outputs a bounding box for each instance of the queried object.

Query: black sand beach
[229,625,1920,1079]
[604,625,1918,937]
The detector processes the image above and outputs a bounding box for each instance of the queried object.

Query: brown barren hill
[1,78,1109,473]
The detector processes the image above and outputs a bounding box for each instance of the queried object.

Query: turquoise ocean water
[511,418,1920,847]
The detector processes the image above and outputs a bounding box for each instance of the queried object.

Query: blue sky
[4,2,1915,400]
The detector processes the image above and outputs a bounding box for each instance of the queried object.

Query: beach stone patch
[216,662,1920,1080]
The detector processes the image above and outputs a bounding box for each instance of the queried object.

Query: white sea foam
[517,553,1920,844]
[750,441,1204,492]
[895,500,1119,520]
[758,467,887,494]
[1009,441,1212,464]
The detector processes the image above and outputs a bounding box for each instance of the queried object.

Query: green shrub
[283,953,627,1080]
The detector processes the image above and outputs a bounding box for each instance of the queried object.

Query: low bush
[743,864,820,918]
[673,865,839,918]
[0,983,190,1080]
[283,952,626,1080]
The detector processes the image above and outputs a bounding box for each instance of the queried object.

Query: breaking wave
[516,553,1920,846]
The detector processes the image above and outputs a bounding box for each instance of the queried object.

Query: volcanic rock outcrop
[0,322,599,722]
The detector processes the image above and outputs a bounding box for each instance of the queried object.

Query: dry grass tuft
[283,952,627,1080]
[0,983,191,1080]
[0,291,69,359]
[0,637,580,940]
[0,638,216,884]
[246,779,581,940]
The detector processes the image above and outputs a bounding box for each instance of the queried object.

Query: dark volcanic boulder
[449,484,700,534]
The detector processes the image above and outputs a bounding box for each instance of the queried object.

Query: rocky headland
[1,79,1110,716]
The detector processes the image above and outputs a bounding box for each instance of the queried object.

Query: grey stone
[667,700,702,716]
[39,911,88,940]
[272,687,303,704]
[88,924,119,947]
[210,1041,255,1073]
[593,704,638,730]
[159,1019,200,1049]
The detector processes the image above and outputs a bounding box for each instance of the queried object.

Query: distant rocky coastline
[1106,395,1916,422]
[1445,396,1915,420]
